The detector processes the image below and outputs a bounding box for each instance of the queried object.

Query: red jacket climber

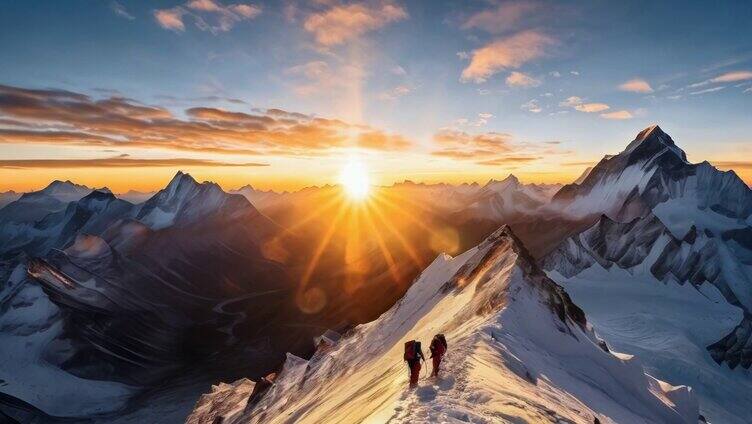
[404,340,425,388]
[429,334,447,377]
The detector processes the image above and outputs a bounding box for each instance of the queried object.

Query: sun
[339,160,371,200]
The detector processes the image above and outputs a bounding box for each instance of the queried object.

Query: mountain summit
[136,171,255,230]
[551,124,752,222]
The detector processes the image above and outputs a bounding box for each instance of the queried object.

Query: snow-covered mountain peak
[191,224,697,423]
[550,125,752,221]
[485,173,520,187]
[77,189,128,212]
[136,171,254,230]
[42,179,87,193]
[622,124,687,162]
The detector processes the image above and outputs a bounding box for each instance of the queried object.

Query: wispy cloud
[303,2,407,46]
[600,110,633,120]
[378,85,412,101]
[690,86,725,95]
[0,154,268,169]
[521,99,542,113]
[431,128,565,167]
[0,84,411,156]
[688,70,752,89]
[461,0,540,34]
[154,0,261,33]
[432,129,512,160]
[452,113,494,128]
[460,30,555,83]
[284,60,366,98]
[618,78,653,93]
[559,96,609,113]
[711,71,752,83]
[111,1,135,20]
[506,71,541,88]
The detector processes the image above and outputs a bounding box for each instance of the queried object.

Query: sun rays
[280,183,461,316]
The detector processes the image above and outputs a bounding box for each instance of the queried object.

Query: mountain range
[1,125,751,423]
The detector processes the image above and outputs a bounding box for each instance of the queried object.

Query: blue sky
[0,0,751,191]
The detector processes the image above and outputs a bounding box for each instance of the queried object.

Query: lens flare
[339,160,370,200]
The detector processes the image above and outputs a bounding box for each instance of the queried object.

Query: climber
[429,333,447,377]
[403,340,425,388]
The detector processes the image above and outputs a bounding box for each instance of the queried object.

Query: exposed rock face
[708,315,752,369]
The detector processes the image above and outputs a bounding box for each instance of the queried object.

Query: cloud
[745,87,752,94]
[154,8,186,31]
[521,99,542,113]
[600,110,633,120]
[559,96,610,113]
[690,86,725,95]
[460,30,555,83]
[549,71,561,78]
[390,65,407,76]
[711,71,752,83]
[462,0,540,33]
[378,85,412,101]
[284,60,366,97]
[433,129,512,157]
[0,84,411,156]
[688,70,752,89]
[559,96,582,107]
[618,78,653,93]
[506,71,541,87]
[476,156,540,166]
[111,1,135,20]
[0,155,268,169]
[570,70,579,76]
[431,128,564,167]
[575,103,609,113]
[303,2,407,46]
[452,113,494,127]
[154,1,260,33]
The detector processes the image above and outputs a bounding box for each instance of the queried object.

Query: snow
[551,263,752,424]
[652,186,747,238]
[198,229,696,424]
[559,163,657,219]
[0,279,135,417]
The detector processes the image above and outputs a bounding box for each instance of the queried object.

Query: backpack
[436,334,447,350]
[404,340,421,362]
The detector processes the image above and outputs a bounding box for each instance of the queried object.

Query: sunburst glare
[339,159,371,200]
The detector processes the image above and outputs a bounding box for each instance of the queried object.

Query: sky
[1,0,751,193]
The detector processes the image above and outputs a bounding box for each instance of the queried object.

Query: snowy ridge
[190,226,697,424]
